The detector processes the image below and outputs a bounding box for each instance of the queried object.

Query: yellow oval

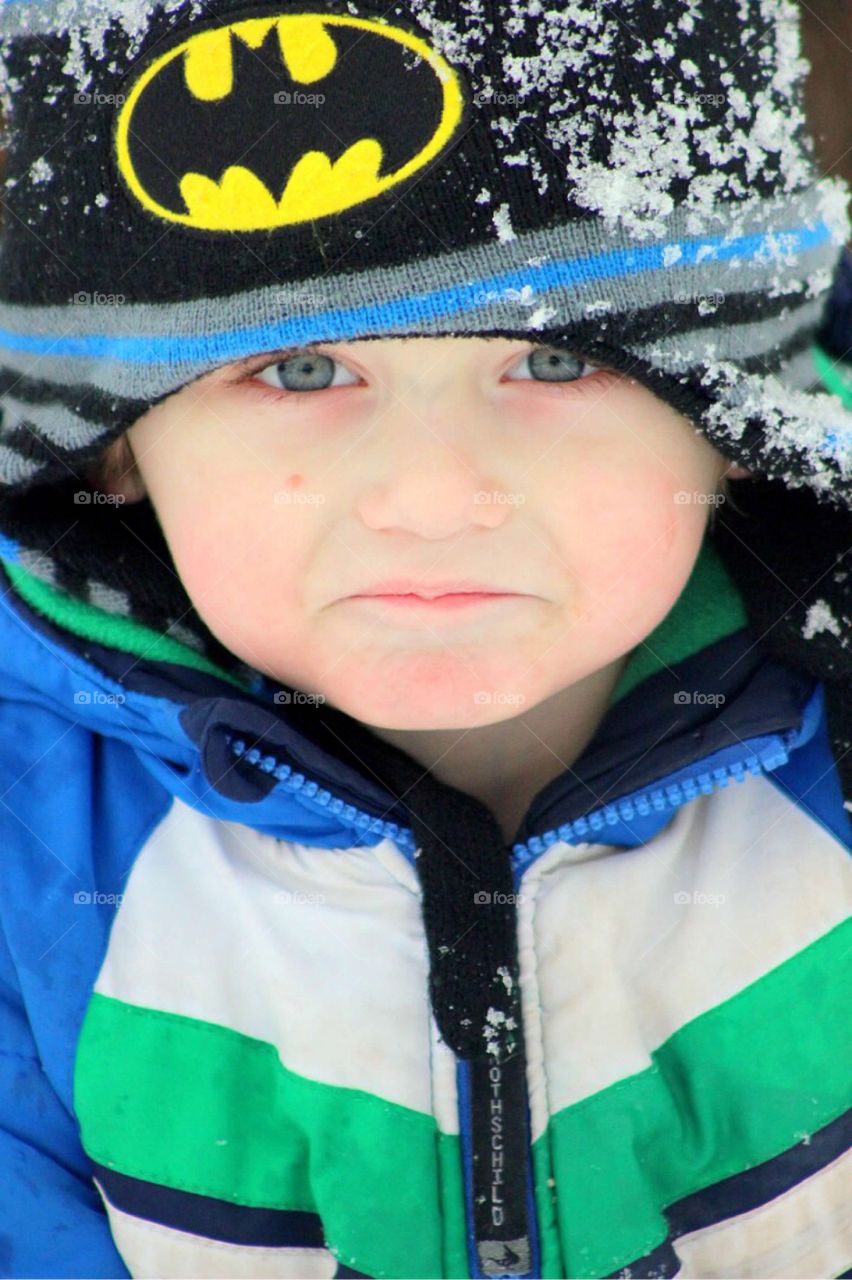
[114,13,467,232]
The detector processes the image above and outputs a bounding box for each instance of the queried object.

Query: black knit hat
[0,0,849,729]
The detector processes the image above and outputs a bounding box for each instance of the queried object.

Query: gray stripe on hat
[0,444,45,485]
[0,183,843,401]
[627,295,829,372]
[0,393,109,449]
[768,345,824,394]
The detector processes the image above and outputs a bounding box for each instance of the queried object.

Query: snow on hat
[0,0,849,681]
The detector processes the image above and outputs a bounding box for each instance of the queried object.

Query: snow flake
[527,303,558,329]
[584,299,614,316]
[1,1,201,92]
[28,157,53,185]
[802,600,842,641]
[504,283,535,306]
[804,266,834,300]
[496,965,514,994]
[492,202,516,242]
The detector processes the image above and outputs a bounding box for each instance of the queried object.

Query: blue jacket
[0,518,850,1279]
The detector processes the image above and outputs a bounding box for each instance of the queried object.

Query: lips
[349,579,515,599]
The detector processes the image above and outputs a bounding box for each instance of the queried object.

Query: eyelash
[227,344,615,404]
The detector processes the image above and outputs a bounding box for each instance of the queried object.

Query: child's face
[123,336,737,729]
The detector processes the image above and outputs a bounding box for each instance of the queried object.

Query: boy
[0,2,849,1278]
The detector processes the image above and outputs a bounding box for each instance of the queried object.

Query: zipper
[223,720,805,1279]
[510,730,799,873]
[224,725,802,873]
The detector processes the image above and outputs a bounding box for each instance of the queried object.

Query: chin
[322,668,529,733]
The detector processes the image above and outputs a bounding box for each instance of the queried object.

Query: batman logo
[113,8,469,233]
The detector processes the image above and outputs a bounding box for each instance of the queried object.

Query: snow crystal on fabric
[802,600,843,641]
[0,1,195,94]
[407,0,817,240]
[698,360,852,495]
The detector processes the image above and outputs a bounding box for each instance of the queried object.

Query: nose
[356,417,512,539]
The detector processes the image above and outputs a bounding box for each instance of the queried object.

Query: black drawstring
[312,707,523,1061]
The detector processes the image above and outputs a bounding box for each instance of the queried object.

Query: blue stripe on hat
[0,220,835,366]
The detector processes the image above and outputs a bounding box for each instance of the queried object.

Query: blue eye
[509,347,600,383]
[244,342,607,401]
[254,351,359,393]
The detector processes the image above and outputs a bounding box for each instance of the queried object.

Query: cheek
[562,461,699,564]
[174,490,323,645]
[154,477,263,612]
[552,456,709,639]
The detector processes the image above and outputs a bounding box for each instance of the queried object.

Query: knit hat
[0,0,850,691]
